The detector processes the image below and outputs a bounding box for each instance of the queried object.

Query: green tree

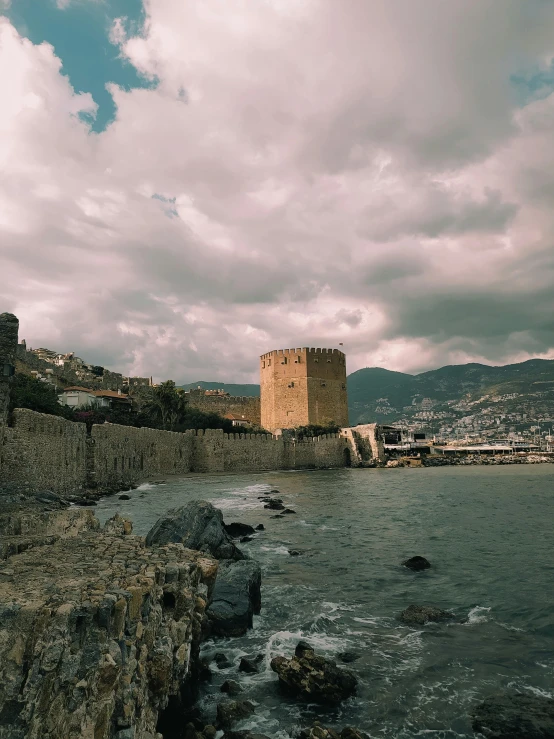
[292,423,341,440]
[143,381,188,430]
[9,374,74,419]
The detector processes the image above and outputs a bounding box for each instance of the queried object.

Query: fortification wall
[90,424,194,489]
[223,432,284,472]
[186,393,261,426]
[2,409,87,494]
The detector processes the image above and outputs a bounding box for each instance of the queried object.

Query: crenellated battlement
[260,347,345,360]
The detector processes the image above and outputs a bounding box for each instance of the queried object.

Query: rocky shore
[1,485,553,739]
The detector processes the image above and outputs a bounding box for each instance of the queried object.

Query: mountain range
[180,358,554,426]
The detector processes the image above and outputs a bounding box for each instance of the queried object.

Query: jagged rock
[118,494,131,500]
[240,536,253,543]
[337,652,361,664]
[283,509,296,514]
[402,555,431,571]
[298,722,369,739]
[207,559,262,636]
[214,653,233,669]
[203,726,217,739]
[145,500,245,560]
[400,604,455,626]
[471,691,554,738]
[103,513,133,536]
[225,733,271,739]
[238,657,259,674]
[264,499,285,510]
[255,524,264,531]
[221,680,243,696]
[270,642,357,704]
[216,700,255,730]
[288,550,302,556]
[225,522,256,539]
[0,532,215,739]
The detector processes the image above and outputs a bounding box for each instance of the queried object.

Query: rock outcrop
[146,501,245,561]
[207,559,262,636]
[399,604,455,626]
[270,641,357,704]
[0,530,217,739]
[471,691,554,738]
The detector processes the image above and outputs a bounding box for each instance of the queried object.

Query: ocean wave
[465,605,491,624]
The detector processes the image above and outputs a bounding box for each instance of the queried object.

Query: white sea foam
[260,546,290,555]
[507,683,553,699]
[135,482,157,491]
[466,605,491,624]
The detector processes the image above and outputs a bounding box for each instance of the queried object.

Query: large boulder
[270,641,357,704]
[399,605,455,626]
[225,522,256,539]
[471,691,554,738]
[402,556,431,571]
[146,501,245,560]
[216,700,255,730]
[299,723,369,739]
[207,559,262,636]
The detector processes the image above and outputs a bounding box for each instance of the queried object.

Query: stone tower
[260,347,349,432]
[0,313,19,473]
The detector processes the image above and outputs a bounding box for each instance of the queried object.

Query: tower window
[321,382,326,387]
[281,356,288,365]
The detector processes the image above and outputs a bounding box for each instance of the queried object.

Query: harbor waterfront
[94,465,554,738]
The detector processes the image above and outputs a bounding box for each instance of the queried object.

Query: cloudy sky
[2,0,554,383]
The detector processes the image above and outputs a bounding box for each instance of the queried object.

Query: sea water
[94,465,554,738]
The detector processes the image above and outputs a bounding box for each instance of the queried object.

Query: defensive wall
[260,347,349,432]
[2,409,88,494]
[1,411,353,494]
[185,390,261,426]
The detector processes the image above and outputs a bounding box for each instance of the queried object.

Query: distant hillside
[347,358,554,425]
[178,381,261,397]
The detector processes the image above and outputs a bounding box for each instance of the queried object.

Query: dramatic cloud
[1,1,554,381]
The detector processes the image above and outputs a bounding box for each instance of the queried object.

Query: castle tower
[260,347,349,432]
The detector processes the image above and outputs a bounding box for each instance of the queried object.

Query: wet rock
[238,657,259,674]
[402,555,431,571]
[221,680,243,696]
[298,722,369,739]
[471,691,554,738]
[214,652,233,669]
[216,700,255,730]
[226,732,271,739]
[240,536,253,543]
[203,726,217,739]
[271,642,357,704]
[288,550,302,556]
[207,559,262,636]
[255,524,265,531]
[264,499,285,510]
[337,652,361,664]
[400,604,455,626]
[283,509,296,514]
[198,659,213,682]
[146,500,245,560]
[118,493,131,500]
[225,522,256,539]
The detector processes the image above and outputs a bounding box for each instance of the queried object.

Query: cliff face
[0,513,217,739]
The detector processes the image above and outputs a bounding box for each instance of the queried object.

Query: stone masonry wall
[90,424,194,490]
[2,409,88,494]
[3,415,365,495]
